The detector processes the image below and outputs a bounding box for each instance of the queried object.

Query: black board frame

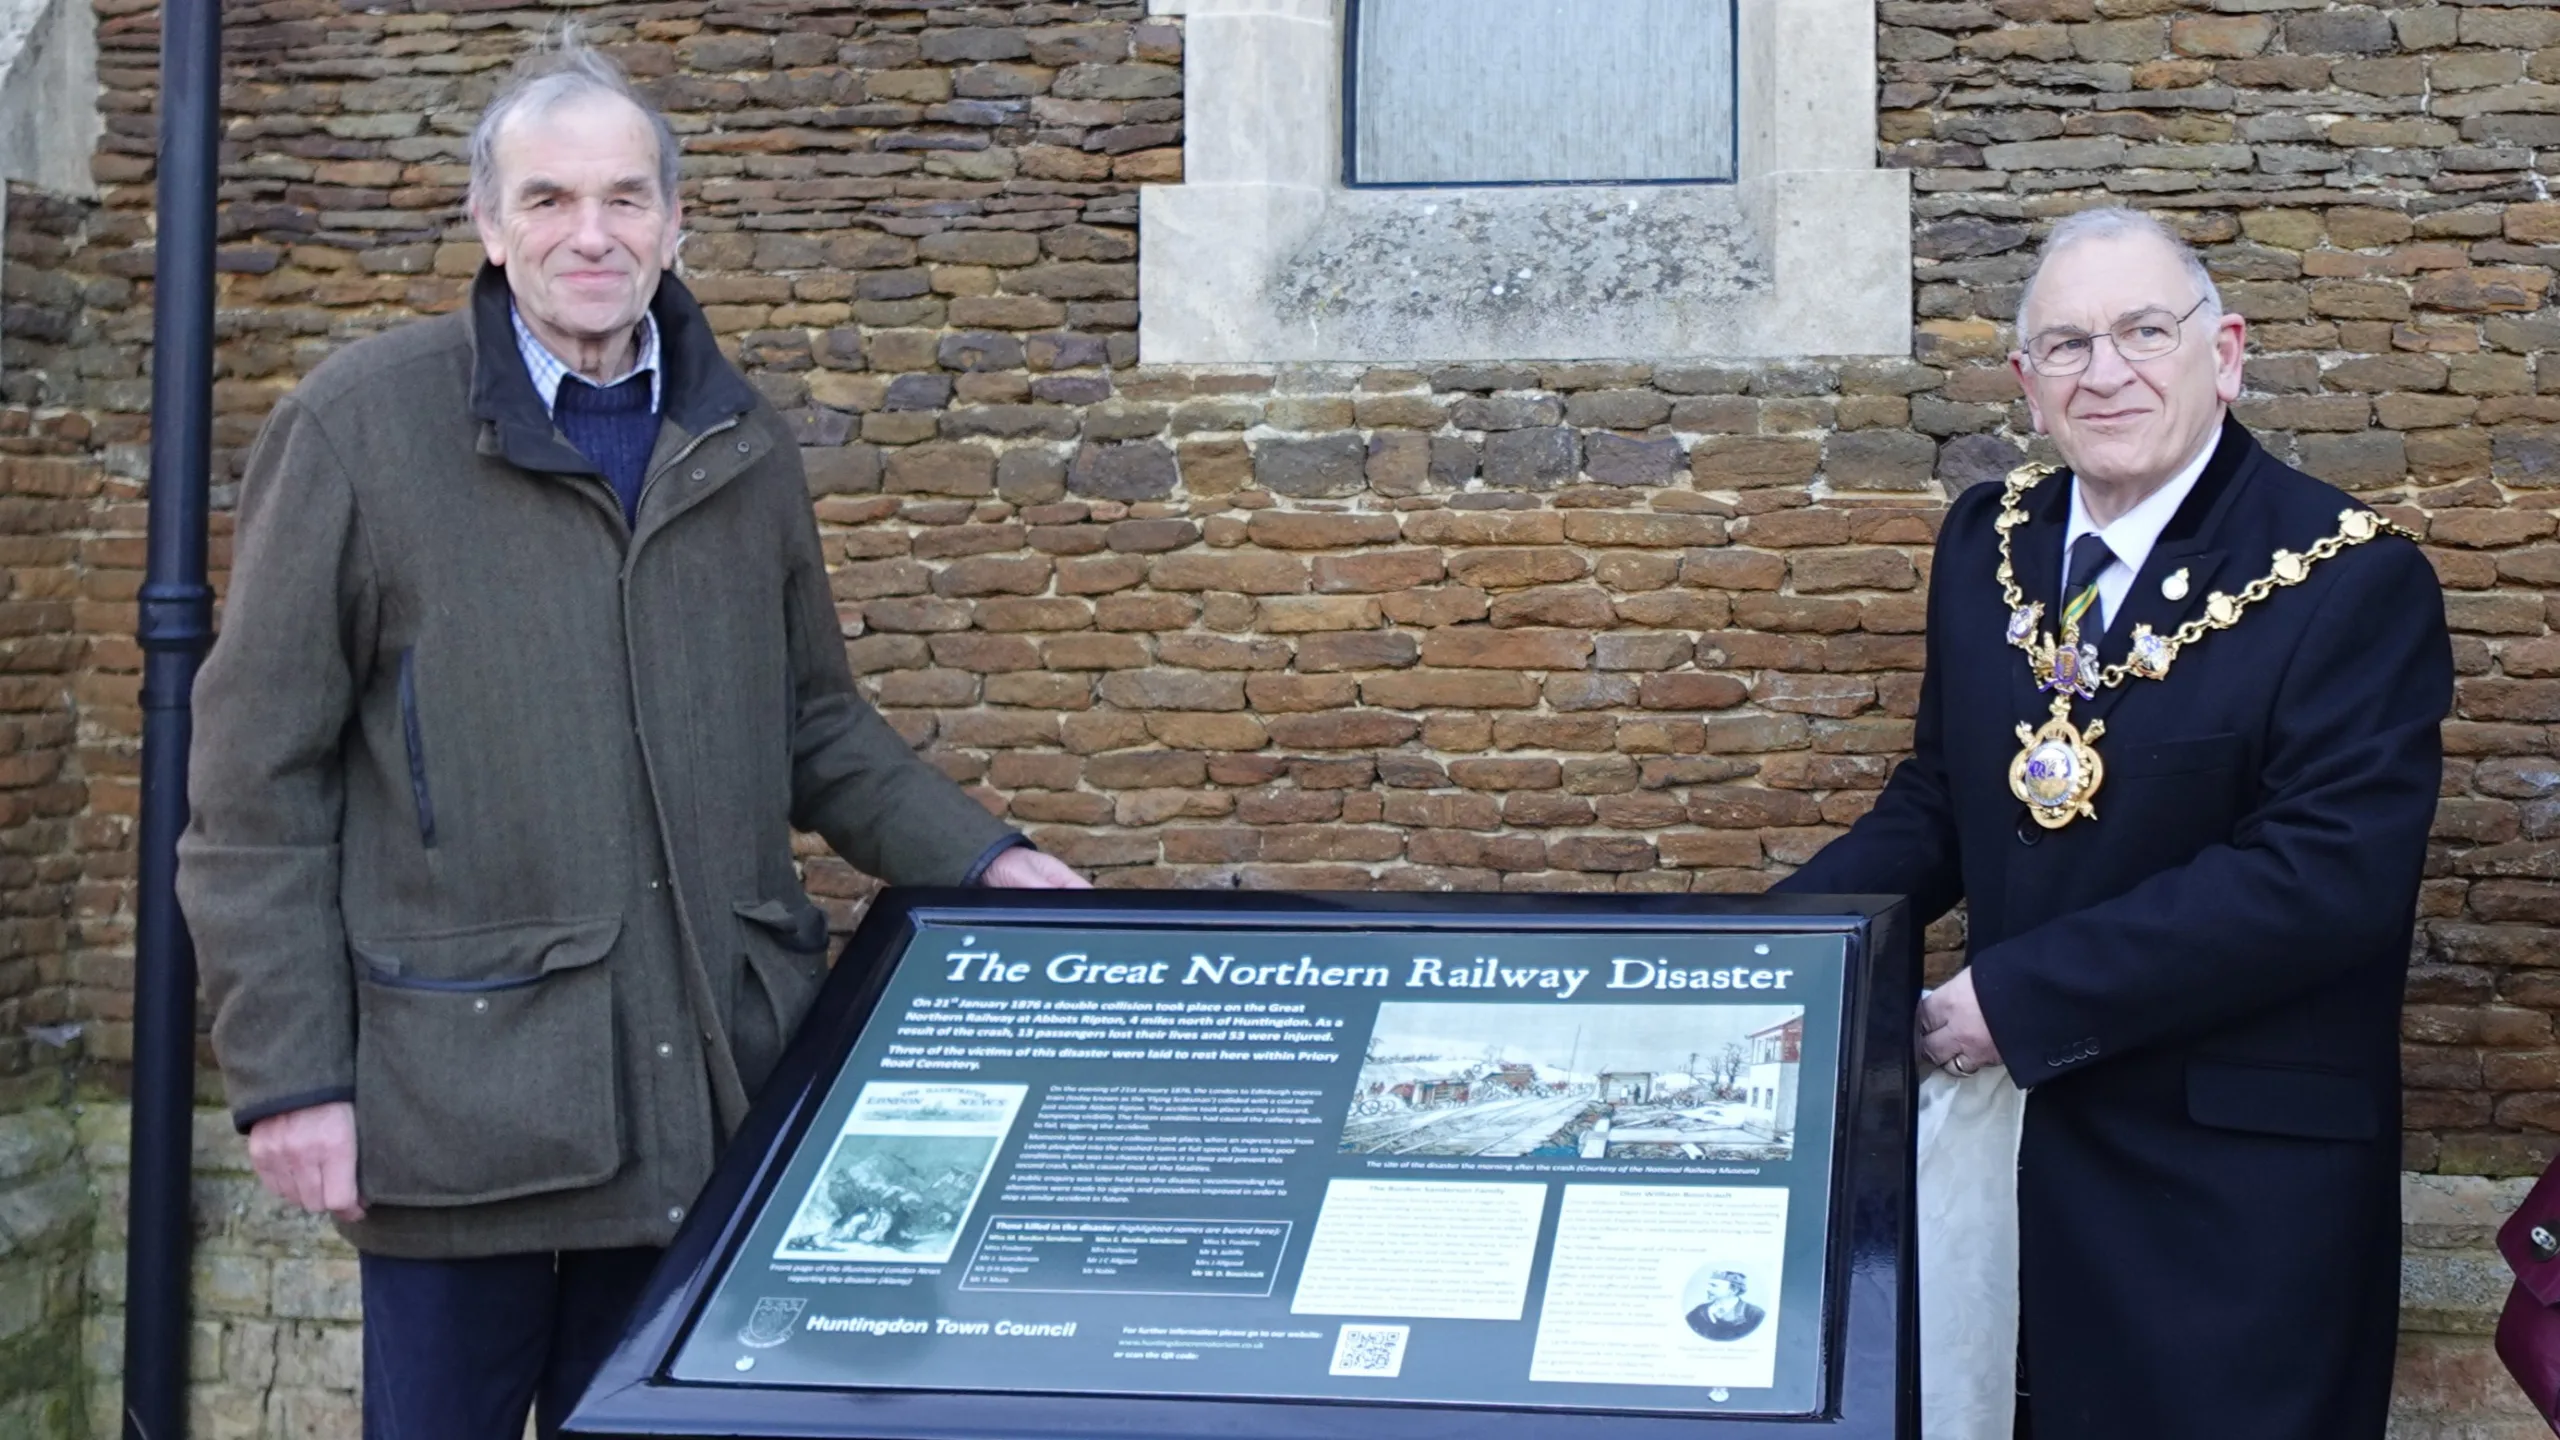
[566,889,1918,1440]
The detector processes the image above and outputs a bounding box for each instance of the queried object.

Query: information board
[568,891,1915,1440]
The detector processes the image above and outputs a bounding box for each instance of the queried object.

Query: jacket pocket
[351,915,623,1206]
[397,647,436,848]
[730,899,830,1095]
[2186,1057,2379,1142]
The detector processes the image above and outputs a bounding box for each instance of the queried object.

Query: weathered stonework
[80,1105,355,1440]
[1137,0,1913,361]
[0,1109,89,1440]
[0,0,100,201]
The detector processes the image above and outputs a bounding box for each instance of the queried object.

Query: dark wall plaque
[567,890,1916,1440]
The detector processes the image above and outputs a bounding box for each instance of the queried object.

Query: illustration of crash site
[1339,1002,1805,1162]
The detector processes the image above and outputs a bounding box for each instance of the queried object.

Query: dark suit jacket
[1684,1299,1767,1342]
[1782,417,2449,1440]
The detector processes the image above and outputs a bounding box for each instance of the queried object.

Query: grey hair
[2017,206,2223,333]
[466,26,680,219]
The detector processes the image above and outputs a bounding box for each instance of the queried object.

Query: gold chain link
[1993,461,2418,691]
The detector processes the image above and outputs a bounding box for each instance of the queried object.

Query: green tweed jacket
[177,266,1016,1258]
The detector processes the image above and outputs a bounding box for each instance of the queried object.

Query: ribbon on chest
[1992,462,2415,831]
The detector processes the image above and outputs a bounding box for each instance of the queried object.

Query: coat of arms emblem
[739,1296,807,1349]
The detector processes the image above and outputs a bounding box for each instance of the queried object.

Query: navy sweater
[554,372,655,524]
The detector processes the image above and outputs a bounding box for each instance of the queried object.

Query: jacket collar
[466,264,758,475]
[2072,414,2256,726]
[2007,413,2260,729]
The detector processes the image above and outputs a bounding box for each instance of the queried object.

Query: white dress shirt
[2061,432,2215,632]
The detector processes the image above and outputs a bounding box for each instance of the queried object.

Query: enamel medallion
[2010,699,2107,829]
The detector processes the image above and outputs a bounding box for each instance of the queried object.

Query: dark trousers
[359,1246,662,1440]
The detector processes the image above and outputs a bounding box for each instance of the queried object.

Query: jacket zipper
[397,647,438,848]
[616,411,756,1133]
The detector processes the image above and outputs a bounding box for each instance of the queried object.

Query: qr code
[1328,1323,1409,1378]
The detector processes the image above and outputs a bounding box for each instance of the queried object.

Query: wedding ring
[1947,1054,1977,1076]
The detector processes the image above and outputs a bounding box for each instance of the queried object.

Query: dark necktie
[2061,533,2116,639]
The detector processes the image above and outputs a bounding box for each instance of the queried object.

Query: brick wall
[0,303,111,1434]
[11,0,2560,1431]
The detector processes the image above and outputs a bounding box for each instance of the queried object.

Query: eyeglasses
[2020,297,2210,377]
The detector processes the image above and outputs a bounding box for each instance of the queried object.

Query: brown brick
[1447,549,1592,588]
[1410,831,1548,871]
[1312,550,1447,593]
[1687,787,1824,828]
[1361,671,1543,710]
[1639,673,1750,711]
[1383,792,1502,830]
[1036,634,1147,671]
[1824,431,1938,491]
[1789,549,1920,593]
[977,599,1095,634]
[2434,510,2557,548]
[1549,835,1656,872]
[1139,713,1268,751]
[1451,758,1564,791]
[1257,595,1383,633]
[1732,595,1865,634]
[932,555,1052,597]
[1266,712,1425,749]
[2462,678,2560,722]
[1148,553,1310,594]
[1682,550,1790,590]
[1561,512,1727,548]
[1692,436,1821,488]
[2509,203,2560,246]
[1495,707,1607,753]
[931,634,1045,673]
[1163,827,1262,864]
[1755,673,1878,717]
[1594,634,1698,671]
[1246,674,1359,712]
[1730,509,1852,548]
[1402,510,1569,545]
[1382,586,1493,627]
[2414,268,2551,314]
[1419,629,1595,670]
[1096,670,1248,711]
[1659,830,1764,867]
[1597,552,1683,591]
[2171,13,2270,55]
[1490,586,1617,629]
[1296,632,1423,671]
[2408,427,2494,479]
[1245,512,1402,550]
[885,443,997,496]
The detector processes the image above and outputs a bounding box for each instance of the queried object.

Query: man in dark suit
[1781,207,2450,1438]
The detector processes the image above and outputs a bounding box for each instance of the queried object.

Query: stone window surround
[0,0,99,199]
[1139,0,1911,364]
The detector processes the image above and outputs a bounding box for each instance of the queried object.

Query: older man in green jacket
[175,34,1083,1440]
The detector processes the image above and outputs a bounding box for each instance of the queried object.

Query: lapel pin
[2162,567,2190,602]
